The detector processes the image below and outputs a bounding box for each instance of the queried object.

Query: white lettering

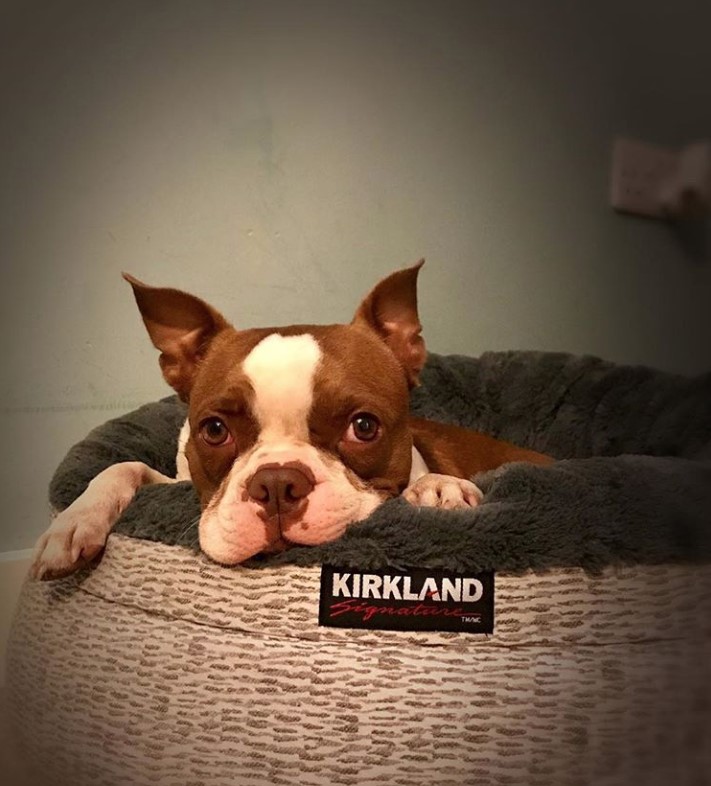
[463,579,483,602]
[441,578,461,602]
[419,577,441,601]
[334,572,485,603]
[332,573,351,598]
[382,575,402,600]
[402,576,418,601]
[361,574,382,599]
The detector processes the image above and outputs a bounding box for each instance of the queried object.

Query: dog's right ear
[351,260,427,387]
[123,274,230,400]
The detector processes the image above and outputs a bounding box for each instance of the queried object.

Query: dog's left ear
[351,260,427,387]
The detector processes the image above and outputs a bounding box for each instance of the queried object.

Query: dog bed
[7,350,711,786]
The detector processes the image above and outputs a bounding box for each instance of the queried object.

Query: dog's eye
[199,417,233,446]
[345,413,380,443]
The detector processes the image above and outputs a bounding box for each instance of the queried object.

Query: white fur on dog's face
[197,333,384,565]
[243,333,319,444]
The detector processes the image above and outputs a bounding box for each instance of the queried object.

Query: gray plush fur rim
[49,351,711,573]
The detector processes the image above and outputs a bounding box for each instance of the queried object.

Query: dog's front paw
[402,473,483,510]
[30,507,110,581]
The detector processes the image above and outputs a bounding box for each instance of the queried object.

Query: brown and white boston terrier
[31,261,550,579]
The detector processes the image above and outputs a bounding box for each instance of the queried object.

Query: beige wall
[1,0,710,551]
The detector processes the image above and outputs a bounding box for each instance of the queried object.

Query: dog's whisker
[176,514,200,544]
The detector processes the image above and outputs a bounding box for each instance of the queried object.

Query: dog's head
[124,262,427,564]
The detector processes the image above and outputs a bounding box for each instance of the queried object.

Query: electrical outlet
[610,138,678,218]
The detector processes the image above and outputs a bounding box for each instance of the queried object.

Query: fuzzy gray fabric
[49,351,711,573]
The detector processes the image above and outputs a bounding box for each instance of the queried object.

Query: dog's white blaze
[243,333,321,443]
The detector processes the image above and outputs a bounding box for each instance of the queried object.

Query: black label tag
[319,565,494,634]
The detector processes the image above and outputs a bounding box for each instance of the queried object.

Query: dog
[31,261,551,579]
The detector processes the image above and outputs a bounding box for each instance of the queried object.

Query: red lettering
[328,599,467,623]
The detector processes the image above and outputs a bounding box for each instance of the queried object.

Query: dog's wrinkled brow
[196,393,250,417]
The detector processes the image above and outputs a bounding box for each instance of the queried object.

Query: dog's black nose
[247,463,315,521]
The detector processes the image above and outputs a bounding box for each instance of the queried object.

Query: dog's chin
[199,522,346,565]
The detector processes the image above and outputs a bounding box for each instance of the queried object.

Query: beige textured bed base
[7,534,711,786]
